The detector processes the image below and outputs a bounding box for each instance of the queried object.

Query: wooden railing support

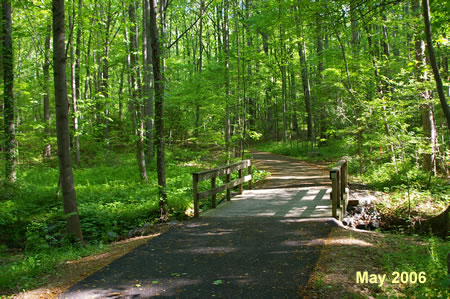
[238,169,243,194]
[211,177,216,208]
[248,164,252,189]
[193,173,199,218]
[192,160,253,218]
[226,171,231,201]
[330,157,349,221]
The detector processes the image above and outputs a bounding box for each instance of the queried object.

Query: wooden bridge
[193,151,349,220]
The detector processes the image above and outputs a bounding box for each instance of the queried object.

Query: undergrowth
[381,234,449,298]
[253,139,353,162]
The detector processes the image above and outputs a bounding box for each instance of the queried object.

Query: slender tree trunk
[350,7,364,174]
[129,2,148,183]
[149,0,168,221]
[52,0,84,245]
[422,0,450,127]
[294,6,313,145]
[2,0,16,182]
[316,18,328,144]
[72,0,82,167]
[261,32,273,139]
[299,37,313,144]
[100,2,113,150]
[143,0,154,164]
[43,27,52,159]
[414,0,438,174]
[290,64,300,140]
[194,0,204,148]
[69,7,81,167]
[223,0,231,162]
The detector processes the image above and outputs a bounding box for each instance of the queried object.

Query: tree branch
[167,0,215,50]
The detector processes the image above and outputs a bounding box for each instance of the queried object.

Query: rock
[343,197,382,231]
[107,231,118,239]
[415,206,449,240]
[343,217,353,227]
[369,220,380,230]
[128,223,155,238]
[307,151,321,157]
[356,220,367,229]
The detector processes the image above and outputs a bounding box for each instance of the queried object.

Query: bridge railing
[193,160,252,218]
[330,157,349,221]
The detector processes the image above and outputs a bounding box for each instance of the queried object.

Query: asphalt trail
[60,217,336,298]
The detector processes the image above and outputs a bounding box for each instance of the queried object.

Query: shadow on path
[60,218,337,298]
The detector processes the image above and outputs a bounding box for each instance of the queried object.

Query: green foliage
[0,150,206,251]
[254,139,354,162]
[0,242,107,294]
[381,234,450,298]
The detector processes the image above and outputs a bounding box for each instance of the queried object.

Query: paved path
[60,151,336,298]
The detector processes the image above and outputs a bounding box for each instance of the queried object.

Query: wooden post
[238,168,243,194]
[341,158,348,202]
[226,169,231,201]
[193,173,199,218]
[330,170,338,218]
[336,169,341,209]
[211,177,216,208]
[248,162,252,189]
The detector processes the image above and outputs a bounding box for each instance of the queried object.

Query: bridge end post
[226,169,231,201]
[330,169,338,219]
[238,169,243,194]
[248,161,252,190]
[193,173,199,218]
[211,177,216,208]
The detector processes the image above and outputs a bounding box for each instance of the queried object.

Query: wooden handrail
[193,160,252,217]
[330,157,349,221]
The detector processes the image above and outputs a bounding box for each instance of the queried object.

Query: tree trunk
[422,0,450,127]
[2,0,16,183]
[143,0,154,164]
[290,64,300,140]
[99,2,112,150]
[414,0,438,175]
[299,37,313,144]
[129,2,148,183]
[69,5,81,167]
[73,0,82,167]
[223,0,231,162]
[149,0,168,221]
[52,0,84,245]
[294,6,313,145]
[194,0,204,148]
[43,26,51,159]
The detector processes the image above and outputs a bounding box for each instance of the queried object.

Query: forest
[0,0,449,297]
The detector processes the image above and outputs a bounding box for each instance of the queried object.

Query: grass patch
[0,242,109,295]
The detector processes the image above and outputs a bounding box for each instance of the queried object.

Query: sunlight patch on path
[202,188,332,218]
